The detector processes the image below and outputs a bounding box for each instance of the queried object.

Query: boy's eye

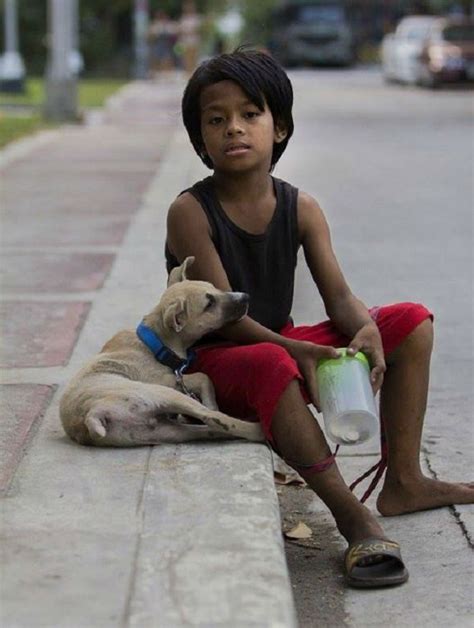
[209,116,223,125]
[244,111,259,119]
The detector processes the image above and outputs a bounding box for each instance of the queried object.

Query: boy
[165,48,473,587]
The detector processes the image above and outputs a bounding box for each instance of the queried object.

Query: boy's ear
[199,142,209,160]
[274,123,288,144]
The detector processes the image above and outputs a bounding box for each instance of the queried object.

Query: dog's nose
[225,292,249,322]
[232,292,249,305]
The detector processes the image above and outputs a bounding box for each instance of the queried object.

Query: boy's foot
[376,475,474,516]
[335,502,387,544]
[335,504,409,587]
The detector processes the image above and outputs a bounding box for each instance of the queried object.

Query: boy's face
[199,80,287,173]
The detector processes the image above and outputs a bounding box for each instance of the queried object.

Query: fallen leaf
[284,521,313,540]
[274,471,306,486]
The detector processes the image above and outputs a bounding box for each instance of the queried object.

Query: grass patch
[78,79,128,107]
[0,78,128,108]
[0,114,56,149]
[0,78,128,148]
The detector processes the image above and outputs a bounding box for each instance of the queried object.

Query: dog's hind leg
[154,386,265,442]
[84,403,235,446]
[83,381,264,446]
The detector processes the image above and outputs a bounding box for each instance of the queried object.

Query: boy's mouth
[224,142,251,155]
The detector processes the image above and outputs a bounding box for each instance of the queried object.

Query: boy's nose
[225,117,244,136]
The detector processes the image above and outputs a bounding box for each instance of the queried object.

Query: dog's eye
[205,294,216,311]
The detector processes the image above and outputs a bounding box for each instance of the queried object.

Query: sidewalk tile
[0,383,56,493]
[0,253,115,293]
[3,214,132,247]
[0,301,90,367]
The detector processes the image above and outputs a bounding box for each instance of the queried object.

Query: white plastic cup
[316,348,378,446]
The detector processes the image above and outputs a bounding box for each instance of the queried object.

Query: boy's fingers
[370,365,385,393]
[317,345,340,359]
[347,343,360,356]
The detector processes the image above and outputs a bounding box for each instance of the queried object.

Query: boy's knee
[394,316,433,360]
[248,342,294,371]
[409,317,433,350]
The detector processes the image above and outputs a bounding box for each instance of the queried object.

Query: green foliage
[15,0,48,75]
[3,0,232,77]
[0,113,55,148]
[0,78,127,108]
[239,0,279,46]
[2,0,132,76]
[0,77,44,106]
[148,0,228,19]
[79,0,132,76]
[76,78,128,107]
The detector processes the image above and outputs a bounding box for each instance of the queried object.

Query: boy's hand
[347,323,386,393]
[286,340,340,411]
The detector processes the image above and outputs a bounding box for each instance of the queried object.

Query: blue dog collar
[136,321,196,374]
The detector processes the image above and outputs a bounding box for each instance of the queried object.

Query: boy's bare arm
[298,191,372,334]
[298,191,385,389]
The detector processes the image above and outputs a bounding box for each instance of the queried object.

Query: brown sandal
[345,538,409,588]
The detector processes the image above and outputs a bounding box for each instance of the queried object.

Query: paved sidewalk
[1,80,183,493]
[0,79,296,627]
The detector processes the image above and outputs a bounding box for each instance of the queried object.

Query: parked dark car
[381,16,474,87]
[269,2,355,67]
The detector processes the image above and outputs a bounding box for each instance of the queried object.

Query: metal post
[44,0,78,122]
[69,0,84,75]
[0,0,26,93]
[134,0,149,79]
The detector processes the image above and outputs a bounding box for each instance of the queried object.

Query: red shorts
[189,302,433,445]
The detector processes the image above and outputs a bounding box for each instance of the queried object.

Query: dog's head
[144,257,249,345]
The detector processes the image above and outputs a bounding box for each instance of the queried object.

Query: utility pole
[69,0,84,75]
[134,0,149,79]
[44,0,78,121]
[0,0,26,93]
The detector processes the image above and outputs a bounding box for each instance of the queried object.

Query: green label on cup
[317,348,370,372]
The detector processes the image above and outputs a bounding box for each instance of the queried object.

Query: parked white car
[381,15,474,87]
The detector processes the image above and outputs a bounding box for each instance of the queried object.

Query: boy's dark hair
[182,47,294,170]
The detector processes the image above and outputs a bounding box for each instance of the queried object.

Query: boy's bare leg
[377,319,474,516]
[271,380,386,544]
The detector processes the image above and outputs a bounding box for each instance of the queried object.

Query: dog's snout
[233,292,249,306]
[223,291,249,322]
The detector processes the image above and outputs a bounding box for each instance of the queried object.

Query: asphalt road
[274,67,473,627]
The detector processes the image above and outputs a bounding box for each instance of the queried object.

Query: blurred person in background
[178,0,202,74]
[148,9,178,75]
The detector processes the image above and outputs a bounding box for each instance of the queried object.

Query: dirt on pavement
[278,481,349,627]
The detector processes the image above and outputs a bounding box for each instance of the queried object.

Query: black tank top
[165,175,299,334]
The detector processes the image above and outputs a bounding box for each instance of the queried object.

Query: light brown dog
[60,257,264,446]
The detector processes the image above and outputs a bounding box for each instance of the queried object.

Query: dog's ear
[167,256,195,287]
[163,297,187,333]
